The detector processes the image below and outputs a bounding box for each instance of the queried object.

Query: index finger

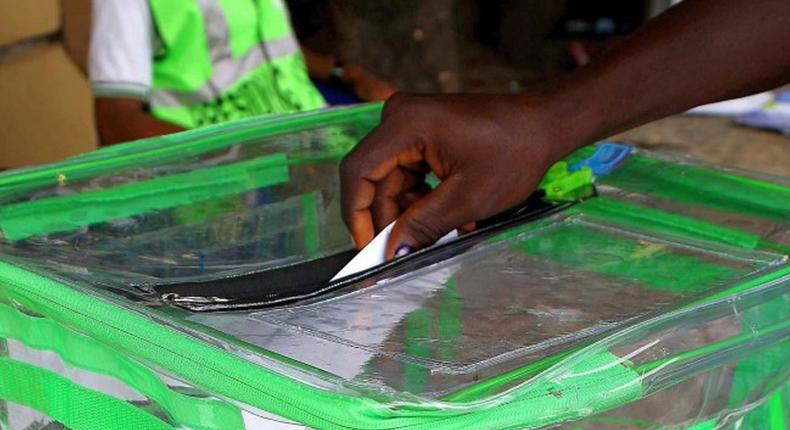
[339,122,425,248]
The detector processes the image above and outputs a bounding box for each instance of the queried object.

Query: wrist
[521,72,610,160]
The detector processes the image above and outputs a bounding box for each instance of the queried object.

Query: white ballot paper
[331,221,458,281]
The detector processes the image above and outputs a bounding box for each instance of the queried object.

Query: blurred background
[0,0,787,176]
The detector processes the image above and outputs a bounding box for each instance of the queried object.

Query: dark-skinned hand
[340,93,579,258]
[340,0,790,260]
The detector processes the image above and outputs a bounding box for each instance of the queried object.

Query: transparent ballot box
[0,104,788,430]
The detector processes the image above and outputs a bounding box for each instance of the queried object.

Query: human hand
[343,65,397,102]
[340,92,587,259]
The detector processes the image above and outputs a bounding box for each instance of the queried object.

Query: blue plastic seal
[571,142,632,176]
[773,90,790,103]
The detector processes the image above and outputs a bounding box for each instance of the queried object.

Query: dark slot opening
[154,190,577,312]
[155,250,357,309]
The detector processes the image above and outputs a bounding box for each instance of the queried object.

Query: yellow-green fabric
[148,0,212,92]
[148,0,325,129]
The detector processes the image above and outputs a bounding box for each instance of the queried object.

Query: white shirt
[89,0,155,100]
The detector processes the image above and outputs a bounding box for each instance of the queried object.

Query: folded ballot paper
[331,221,458,281]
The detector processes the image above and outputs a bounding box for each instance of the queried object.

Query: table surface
[615,115,790,177]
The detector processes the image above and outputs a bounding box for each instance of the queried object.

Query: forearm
[95,98,184,146]
[543,0,790,155]
[338,0,789,251]
[301,46,335,82]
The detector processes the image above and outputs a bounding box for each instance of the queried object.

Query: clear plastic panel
[1,401,65,430]
[188,214,786,399]
[557,282,790,429]
[0,111,376,288]
[591,148,790,251]
[595,186,790,251]
[0,109,787,429]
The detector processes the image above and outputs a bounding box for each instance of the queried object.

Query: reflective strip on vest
[148,0,325,129]
[150,35,299,107]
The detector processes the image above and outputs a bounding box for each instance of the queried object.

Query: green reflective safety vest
[147,0,326,129]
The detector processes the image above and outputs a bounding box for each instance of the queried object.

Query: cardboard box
[0,0,60,48]
[0,43,97,169]
[61,0,91,74]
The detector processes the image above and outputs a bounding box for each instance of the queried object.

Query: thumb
[385,177,471,259]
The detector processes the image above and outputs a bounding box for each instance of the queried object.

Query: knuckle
[382,92,410,116]
[403,214,444,245]
[339,154,361,181]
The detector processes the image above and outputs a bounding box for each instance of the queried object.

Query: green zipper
[0,103,382,201]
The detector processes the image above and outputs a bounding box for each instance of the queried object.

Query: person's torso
[148,0,325,128]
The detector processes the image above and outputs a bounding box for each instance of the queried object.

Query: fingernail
[394,245,413,258]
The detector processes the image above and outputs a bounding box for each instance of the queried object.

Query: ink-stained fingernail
[394,245,413,258]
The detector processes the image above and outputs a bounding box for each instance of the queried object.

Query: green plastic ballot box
[0,104,787,430]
